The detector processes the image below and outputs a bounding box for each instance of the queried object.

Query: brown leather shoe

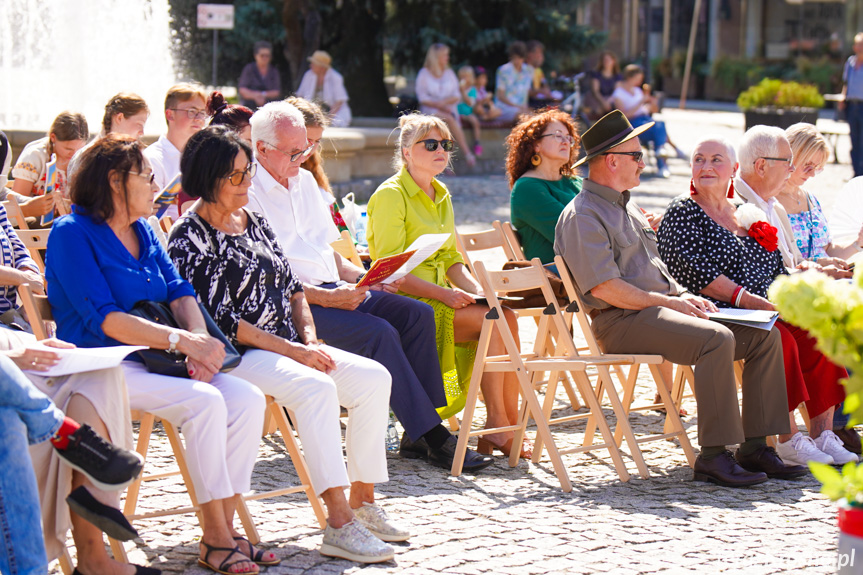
[693,451,768,487]
[735,444,807,479]
[834,427,863,455]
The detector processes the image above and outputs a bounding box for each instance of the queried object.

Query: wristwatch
[168,331,180,354]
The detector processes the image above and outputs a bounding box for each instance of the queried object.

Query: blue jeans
[0,355,65,575]
[847,101,863,177]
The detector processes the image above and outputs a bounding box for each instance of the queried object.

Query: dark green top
[510,176,582,264]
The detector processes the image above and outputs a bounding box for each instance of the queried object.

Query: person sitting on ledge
[554,110,805,487]
[245,101,493,474]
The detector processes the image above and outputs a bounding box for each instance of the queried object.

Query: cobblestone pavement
[51,108,854,574]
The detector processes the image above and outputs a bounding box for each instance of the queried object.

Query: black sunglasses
[602,151,644,163]
[418,139,455,152]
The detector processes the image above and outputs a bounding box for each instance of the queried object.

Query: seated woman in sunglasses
[366,113,530,459]
[168,125,405,564]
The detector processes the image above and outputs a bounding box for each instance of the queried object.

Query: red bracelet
[731,286,743,306]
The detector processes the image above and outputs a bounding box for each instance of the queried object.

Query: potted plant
[737,78,824,130]
[770,271,863,572]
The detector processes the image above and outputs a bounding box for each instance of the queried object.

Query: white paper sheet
[706,308,779,331]
[22,344,147,377]
[382,233,451,284]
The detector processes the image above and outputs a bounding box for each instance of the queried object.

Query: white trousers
[122,361,266,505]
[230,345,390,495]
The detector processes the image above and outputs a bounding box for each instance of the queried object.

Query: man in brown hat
[554,110,803,487]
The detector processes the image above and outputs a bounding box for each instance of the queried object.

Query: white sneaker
[776,431,834,465]
[320,519,394,563]
[354,502,411,542]
[815,430,860,465]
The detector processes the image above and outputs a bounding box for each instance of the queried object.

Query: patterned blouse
[167,209,304,348]
[786,192,831,260]
[0,204,39,313]
[657,196,786,307]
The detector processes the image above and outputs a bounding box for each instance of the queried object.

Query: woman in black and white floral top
[167,125,407,564]
[657,137,855,469]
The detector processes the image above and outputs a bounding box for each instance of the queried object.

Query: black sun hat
[572,110,654,168]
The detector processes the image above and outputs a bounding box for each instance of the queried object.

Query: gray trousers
[591,306,790,447]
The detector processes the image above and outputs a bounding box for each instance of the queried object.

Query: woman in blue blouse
[46,135,270,575]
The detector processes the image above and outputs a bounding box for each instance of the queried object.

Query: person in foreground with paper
[555,111,802,488]
[368,113,530,460]
[245,101,493,475]
[658,134,857,468]
[0,350,145,575]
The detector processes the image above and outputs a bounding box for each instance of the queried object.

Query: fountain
[1,0,176,133]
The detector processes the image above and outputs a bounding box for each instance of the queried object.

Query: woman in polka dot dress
[657,137,857,468]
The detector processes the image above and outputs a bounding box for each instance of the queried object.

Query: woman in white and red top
[11,112,88,221]
[415,43,476,167]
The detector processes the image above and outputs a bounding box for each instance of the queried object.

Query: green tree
[169,0,289,91]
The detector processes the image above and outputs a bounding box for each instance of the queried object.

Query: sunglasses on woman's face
[227,163,257,186]
[418,139,455,152]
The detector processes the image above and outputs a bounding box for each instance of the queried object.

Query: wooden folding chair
[146,216,169,249]
[494,220,527,262]
[16,228,51,272]
[3,199,29,229]
[451,259,646,490]
[331,229,363,267]
[18,284,326,566]
[456,224,584,413]
[545,256,697,478]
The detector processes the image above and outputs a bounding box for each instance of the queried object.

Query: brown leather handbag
[499,261,569,309]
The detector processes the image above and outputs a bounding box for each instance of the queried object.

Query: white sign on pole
[197,4,235,30]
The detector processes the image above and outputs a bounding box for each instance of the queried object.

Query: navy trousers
[310,285,447,441]
[848,101,863,177]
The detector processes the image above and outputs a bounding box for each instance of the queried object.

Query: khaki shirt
[554,179,684,313]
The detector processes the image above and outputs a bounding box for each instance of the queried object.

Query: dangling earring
[531,154,542,167]
[727,180,735,199]
[689,179,697,195]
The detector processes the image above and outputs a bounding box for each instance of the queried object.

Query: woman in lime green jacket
[367,114,530,459]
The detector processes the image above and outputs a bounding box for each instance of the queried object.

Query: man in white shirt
[144,83,208,219]
[246,101,492,473]
[735,125,848,279]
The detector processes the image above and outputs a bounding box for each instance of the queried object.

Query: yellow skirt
[406,294,476,420]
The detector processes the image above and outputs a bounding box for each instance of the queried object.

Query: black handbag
[128,300,242,378]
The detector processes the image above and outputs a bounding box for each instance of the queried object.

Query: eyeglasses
[264,141,316,162]
[757,156,793,164]
[226,163,257,186]
[801,162,824,176]
[538,132,575,146]
[128,171,156,184]
[169,108,209,121]
[602,151,644,163]
[417,139,455,152]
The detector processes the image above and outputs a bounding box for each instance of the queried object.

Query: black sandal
[198,542,258,575]
[233,535,281,566]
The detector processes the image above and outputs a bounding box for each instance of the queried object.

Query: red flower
[748,221,779,252]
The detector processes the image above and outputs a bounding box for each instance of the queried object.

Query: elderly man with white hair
[734,125,848,279]
[245,101,493,475]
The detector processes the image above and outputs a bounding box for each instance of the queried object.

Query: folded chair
[455,224,583,413]
[451,259,644,490]
[3,199,29,229]
[16,228,51,272]
[547,256,697,478]
[330,229,363,267]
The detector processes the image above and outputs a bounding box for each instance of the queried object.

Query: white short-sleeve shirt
[247,164,341,285]
[144,135,181,220]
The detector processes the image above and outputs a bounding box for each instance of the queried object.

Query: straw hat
[573,110,654,168]
[308,50,332,69]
